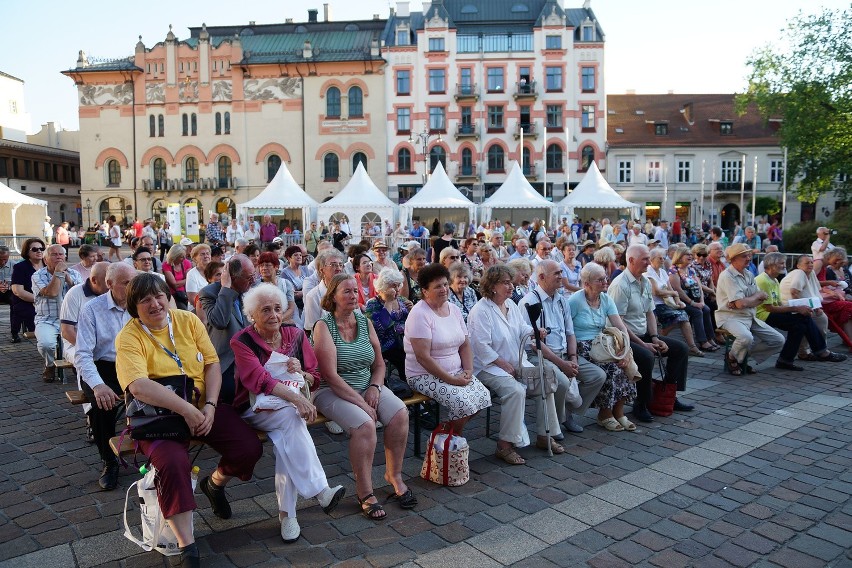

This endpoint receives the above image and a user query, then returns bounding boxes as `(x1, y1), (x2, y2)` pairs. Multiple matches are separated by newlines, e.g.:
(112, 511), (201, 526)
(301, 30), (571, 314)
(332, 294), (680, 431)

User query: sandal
(536, 436), (566, 455)
(386, 488), (418, 509)
(616, 416), (637, 432)
(688, 347), (706, 357)
(357, 493), (386, 520)
(597, 417), (625, 432)
(727, 356), (743, 376)
(495, 446), (526, 465)
(745, 365), (758, 374)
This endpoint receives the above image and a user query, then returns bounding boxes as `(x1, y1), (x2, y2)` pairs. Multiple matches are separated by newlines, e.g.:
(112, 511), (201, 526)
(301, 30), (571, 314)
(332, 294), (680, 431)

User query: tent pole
(11, 204), (21, 253)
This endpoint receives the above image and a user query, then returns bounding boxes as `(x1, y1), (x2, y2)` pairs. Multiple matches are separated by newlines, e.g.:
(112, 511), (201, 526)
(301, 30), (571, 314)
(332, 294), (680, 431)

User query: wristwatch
(368, 383), (382, 393)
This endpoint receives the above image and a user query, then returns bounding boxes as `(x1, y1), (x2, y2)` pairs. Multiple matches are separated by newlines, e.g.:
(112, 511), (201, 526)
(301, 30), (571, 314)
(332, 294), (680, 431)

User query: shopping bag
(420, 423), (469, 486)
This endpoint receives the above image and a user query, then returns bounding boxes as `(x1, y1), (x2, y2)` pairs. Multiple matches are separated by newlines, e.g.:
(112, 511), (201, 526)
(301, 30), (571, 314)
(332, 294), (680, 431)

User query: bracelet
(54, 272), (66, 279)
(205, 401), (216, 408)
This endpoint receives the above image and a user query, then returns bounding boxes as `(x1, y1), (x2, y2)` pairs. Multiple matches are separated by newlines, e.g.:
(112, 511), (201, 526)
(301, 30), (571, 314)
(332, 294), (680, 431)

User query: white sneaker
(325, 421), (344, 435)
(280, 516), (300, 543)
(317, 485), (345, 514)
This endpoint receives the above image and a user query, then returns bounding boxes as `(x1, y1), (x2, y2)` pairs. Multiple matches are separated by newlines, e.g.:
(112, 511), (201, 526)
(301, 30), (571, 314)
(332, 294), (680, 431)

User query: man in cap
(43, 216), (54, 244)
(371, 240), (399, 274)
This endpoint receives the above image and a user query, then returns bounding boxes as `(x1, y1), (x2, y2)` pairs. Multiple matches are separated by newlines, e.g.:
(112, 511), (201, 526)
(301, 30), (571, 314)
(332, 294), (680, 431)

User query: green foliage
(737, 7), (852, 203)
(781, 207), (851, 253)
(748, 196), (781, 217)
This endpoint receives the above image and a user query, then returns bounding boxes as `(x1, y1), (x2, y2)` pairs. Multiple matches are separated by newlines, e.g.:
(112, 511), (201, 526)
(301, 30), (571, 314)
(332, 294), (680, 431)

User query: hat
(402, 240), (420, 252)
(272, 236), (284, 244)
(582, 240), (595, 249)
(45, 216), (51, 220)
(372, 241), (389, 250)
(648, 239), (660, 245)
(179, 237), (193, 246)
(725, 243), (752, 260)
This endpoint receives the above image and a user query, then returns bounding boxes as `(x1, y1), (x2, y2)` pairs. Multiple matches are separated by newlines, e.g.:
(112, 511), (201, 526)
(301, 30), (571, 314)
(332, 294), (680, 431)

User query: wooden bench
(66, 390), (87, 405)
(108, 392), (435, 459)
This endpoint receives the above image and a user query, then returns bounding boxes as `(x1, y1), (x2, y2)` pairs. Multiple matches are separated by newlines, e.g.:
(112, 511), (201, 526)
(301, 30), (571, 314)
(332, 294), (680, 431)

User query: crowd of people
(1, 214), (850, 568)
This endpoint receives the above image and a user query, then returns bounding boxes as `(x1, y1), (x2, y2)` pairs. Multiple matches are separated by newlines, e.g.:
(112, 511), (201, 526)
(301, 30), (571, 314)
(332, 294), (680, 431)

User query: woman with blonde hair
(162, 244), (192, 310)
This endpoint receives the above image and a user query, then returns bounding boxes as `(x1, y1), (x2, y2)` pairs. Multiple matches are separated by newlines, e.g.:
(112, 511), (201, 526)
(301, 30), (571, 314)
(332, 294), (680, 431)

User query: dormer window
(582, 22), (595, 41)
(396, 26), (409, 46)
(720, 121), (733, 135)
(655, 123), (668, 135)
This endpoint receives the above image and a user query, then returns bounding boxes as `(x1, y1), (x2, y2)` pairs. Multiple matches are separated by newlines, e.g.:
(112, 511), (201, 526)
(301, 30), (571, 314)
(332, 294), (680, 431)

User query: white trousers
(719, 315), (785, 364)
(477, 371), (559, 447)
(35, 320), (59, 367)
(242, 405), (328, 516)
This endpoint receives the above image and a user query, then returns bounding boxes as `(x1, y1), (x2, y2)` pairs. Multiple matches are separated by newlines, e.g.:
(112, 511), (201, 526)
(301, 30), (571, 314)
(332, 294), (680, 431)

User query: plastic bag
(250, 352), (305, 412)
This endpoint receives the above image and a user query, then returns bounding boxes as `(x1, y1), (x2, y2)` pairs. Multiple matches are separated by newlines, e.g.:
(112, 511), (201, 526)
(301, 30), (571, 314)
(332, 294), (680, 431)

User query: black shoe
(775, 360), (804, 372)
(818, 351), (848, 363)
(201, 476), (232, 519)
(98, 460), (119, 490)
(42, 365), (56, 383)
(673, 398), (695, 412)
(632, 404), (654, 423)
(10, 336), (20, 344)
(178, 542), (200, 568)
(418, 410), (439, 431)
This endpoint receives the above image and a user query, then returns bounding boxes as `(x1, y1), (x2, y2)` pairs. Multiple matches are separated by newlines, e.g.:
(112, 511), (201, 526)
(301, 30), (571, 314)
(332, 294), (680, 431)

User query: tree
(737, 6), (851, 203)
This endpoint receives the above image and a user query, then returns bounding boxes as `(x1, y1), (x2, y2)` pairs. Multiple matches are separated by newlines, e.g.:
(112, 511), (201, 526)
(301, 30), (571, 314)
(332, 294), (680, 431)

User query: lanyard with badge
(139, 313), (187, 376)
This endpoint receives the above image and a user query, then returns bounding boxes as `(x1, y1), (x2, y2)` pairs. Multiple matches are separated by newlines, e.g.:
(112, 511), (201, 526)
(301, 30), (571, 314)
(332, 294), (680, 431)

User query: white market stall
(480, 161), (555, 228)
(557, 162), (640, 223)
(317, 163), (396, 239)
(236, 162), (318, 234)
(398, 162), (476, 237)
(0, 180), (49, 253)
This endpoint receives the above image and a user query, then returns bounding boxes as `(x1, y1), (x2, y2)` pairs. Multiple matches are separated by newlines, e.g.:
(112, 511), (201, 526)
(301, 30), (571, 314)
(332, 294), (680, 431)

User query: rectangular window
(487, 68), (504, 92)
(721, 160), (741, 183)
(545, 35), (562, 49)
(545, 67), (562, 91)
(428, 37), (445, 52)
(720, 121), (733, 135)
(428, 69), (446, 93)
(581, 67), (595, 92)
(546, 105), (563, 129)
(655, 123), (668, 135)
(460, 67), (472, 87)
(769, 159), (784, 183)
(581, 105), (595, 130)
(429, 107), (446, 131)
(677, 159), (691, 183)
(396, 70), (410, 95)
(582, 25), (594, 41)
(460, 106), (472, 129)
(647, 160), (662, 184)
(396, 108), (411, 133)
(618, 160), (633, 184)
(487, 105), (504, 130)
(396, 29), (409, 45)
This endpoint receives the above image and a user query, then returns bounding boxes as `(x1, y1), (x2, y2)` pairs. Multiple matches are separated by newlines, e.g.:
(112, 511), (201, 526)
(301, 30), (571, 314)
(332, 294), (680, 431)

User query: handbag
(125, 375), (197, 441)
(514, 365), (559, 397)
(420, 423), (469, 486)
(589, 327), (642, 383)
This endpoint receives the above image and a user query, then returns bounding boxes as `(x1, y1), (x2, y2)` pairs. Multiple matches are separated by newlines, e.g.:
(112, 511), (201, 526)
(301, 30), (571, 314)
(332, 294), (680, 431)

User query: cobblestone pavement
(0, 303), (850, 568)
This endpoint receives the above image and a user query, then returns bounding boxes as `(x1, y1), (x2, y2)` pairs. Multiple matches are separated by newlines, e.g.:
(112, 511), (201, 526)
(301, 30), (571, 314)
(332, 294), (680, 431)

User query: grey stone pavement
(0, 302), (851, 568)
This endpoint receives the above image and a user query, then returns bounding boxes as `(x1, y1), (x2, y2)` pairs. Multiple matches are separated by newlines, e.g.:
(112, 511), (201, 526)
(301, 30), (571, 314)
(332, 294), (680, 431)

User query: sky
(1, 0), (846, 133)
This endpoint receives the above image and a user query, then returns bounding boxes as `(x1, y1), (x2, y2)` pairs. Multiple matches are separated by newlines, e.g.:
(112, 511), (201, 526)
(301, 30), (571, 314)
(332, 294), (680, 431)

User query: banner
(167, 204), (183, 239)
(183, 203), (199, 243)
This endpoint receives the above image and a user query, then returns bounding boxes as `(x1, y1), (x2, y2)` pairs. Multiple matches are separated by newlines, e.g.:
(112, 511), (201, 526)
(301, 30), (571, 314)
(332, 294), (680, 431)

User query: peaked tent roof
(0, 181), (48, 206)
(557, 162), (639, 209)
(238, 161), (318, 210)
(402, 163), (475, 209)
(481, 161), (554, 209)
(319, 163), (395, 208)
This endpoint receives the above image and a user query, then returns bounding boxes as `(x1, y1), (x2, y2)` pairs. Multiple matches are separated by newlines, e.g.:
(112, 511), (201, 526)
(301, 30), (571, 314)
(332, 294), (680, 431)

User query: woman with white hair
(592, 246), (617, 281)
(364, 269), (413, 396)
(448, 262), (478, 323)
(231, 283), (345, 543)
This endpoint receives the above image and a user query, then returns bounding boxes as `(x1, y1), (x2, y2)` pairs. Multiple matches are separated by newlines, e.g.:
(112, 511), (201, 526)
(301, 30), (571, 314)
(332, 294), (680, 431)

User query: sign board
(183, 203), (199, 243)
(167, 203), (183, 238)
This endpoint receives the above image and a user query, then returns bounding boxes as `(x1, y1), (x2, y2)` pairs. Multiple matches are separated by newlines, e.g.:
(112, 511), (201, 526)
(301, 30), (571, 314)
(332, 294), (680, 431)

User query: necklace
(254, 325), (280, 346)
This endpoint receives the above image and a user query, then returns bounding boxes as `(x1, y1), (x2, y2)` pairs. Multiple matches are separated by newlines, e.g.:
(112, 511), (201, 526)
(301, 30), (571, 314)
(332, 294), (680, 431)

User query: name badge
(197, 352), (203, 363)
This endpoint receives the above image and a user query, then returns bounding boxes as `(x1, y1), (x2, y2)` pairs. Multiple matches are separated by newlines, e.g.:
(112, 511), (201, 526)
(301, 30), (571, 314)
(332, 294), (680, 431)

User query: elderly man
(780, 255), (832, 356)
(530, 239), (554, 269)
(599, 218), (614, 243)
(60, 261), (110, 369)
(0, 245), (15, 306)
(371, 241), (399, 274)
(226, 218), (244, 247)
(303, 249), (346, 333)
(811, 226), (835, 263)
(206, 213), (224, 245)
(490, 234), (509, 262)
(609, 245), (692, 421)
(260, 214), (278, 246)
(654, 220), (670, 249)
(508, 238), (533, 261)
(735, 226), (762, 254)
(33, 244), (84, 382)
(628, 224), (648, 247)
(755, 252), (846, 371)
(520, 260), (606, 436)
(74, 263), (137, 489)
(707, 242), (726, 287)
(199, 254), (256, 405)
(715, 243), (784, 375)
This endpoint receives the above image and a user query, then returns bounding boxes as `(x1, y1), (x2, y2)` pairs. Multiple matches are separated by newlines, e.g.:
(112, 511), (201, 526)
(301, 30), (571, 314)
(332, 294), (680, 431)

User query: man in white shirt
(508, 239), (533, 261)
(811, 226), (835, 262)
(599, 218), (614, 243)
(226, 219), (244, 246)
(653, 220), (670, 250)
(780, 255), (829, 356)
(530, 239), (554, 269)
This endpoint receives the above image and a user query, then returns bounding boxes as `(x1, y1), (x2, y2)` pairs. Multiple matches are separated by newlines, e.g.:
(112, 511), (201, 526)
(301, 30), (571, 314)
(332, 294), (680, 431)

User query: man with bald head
(74, 262), (137, 489)
(60, 261), (110, 370)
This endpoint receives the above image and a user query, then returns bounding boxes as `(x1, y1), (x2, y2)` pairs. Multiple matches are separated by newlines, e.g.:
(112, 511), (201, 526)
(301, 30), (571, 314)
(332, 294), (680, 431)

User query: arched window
(191, 113), (197, 136)
(397, 148), (411, 172)
(185, 157), (199, 182)
(218, 156), (232, 188)
(149, 115), (156, 137)
(267, 154), (282, 182)
(224, 112), (230, 135)
(215, 112), (222, 135)
(487, 145), (505, 172)
(323, 153), (339, 181)
(581, 145), (594, 170)
(352, 152), (368, 173)
(326, 87), (341, 117)
(152, 199), (167, 225)
(522, 147), (532, 175)
(182, 113), (188, 136)
(461, 148), (473, 175)
(429, 146), (446, 171)
(153, 158), (166, 189)
(158, 114), (164, 137)
(107, 159), (121, 185)
(348, 86), (363, 117)
(546, 144), (563, 171)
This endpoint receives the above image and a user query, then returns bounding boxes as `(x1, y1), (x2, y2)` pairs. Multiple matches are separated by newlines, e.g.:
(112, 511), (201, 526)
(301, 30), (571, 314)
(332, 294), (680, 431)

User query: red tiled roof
(607, 94), (781, 148)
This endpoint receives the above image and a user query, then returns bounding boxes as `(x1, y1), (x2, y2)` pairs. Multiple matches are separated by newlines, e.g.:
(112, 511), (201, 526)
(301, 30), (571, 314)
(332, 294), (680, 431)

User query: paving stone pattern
(0, 303), (850, 568)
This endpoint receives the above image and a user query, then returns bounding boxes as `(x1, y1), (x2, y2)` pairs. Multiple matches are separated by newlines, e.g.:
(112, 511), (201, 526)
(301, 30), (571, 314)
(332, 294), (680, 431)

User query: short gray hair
(375, 267), (404, 293)
(824, 247), (847, 263)
(593, 247), (615, 264)
(439, 246), (460, 262)
(763, 252), (786, 267)
(507, 258), (532, 276)
(449, 261), (472, 283)
(234, 238), (248, 248)
(580, 262), (606, 285)
(649, 248), (668, 261)
(316, 249), (344, 269)
(243, 283), (288, 322)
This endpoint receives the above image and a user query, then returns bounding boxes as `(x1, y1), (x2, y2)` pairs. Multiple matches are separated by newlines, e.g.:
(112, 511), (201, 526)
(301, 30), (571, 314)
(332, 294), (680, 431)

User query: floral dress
(448, 286), (477, 323)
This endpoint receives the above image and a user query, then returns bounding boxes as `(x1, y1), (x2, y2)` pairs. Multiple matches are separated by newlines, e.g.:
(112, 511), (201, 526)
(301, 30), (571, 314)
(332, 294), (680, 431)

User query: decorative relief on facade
(146, 83), (165, 103)
(179, 79), (199, 102)
(579, 51), (597, 60)
(321, 119), (368, 133)
(543, 7), (565, 26)
(425, 8), (448, 29)
(212, 80), (232, 101)
(243, 78), (302, 100)
(78, 83), (133, 106)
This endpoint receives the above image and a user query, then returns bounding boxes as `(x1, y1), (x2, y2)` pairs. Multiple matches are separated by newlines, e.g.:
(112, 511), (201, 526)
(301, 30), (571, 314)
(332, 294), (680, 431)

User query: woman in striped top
(312, 274), (415, 520)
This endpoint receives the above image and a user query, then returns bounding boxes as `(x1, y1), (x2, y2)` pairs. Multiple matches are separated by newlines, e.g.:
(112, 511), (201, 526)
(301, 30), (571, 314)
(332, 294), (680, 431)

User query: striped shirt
(321, 311), (374, 391)
(32, 267), (83, 325)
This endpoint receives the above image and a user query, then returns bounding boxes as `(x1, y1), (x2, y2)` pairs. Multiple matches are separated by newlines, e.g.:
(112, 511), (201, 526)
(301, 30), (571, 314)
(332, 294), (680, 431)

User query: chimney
(681, 102), (694, 125)
(370, 38), (380, 57)
(308, 9), (318, 22)
(303, 40), (313, 58)
(285, 18), (293, 23)
(396, 1), (410, 17)
(324, 3), (331, 21)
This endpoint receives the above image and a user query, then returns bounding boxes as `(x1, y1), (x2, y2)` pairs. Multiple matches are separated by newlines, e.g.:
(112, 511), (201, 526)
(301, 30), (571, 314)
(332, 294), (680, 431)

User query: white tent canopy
(236, 161), (318, 232)
(557, 162), (640, 219)
(0, 180), (48, 252)
(317, 163), (396, 238)
(480, 161), (555, 224)
(398, 162), (476, 231)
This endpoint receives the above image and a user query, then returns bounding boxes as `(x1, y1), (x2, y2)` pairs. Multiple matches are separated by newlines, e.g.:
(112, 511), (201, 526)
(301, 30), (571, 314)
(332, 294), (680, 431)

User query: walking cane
(523, 302), (552, 457)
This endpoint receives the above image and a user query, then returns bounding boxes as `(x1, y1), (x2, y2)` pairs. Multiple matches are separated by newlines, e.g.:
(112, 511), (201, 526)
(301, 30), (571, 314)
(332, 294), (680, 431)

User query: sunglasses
(30, 247), (45, 252)
(448, 255), (460, 260)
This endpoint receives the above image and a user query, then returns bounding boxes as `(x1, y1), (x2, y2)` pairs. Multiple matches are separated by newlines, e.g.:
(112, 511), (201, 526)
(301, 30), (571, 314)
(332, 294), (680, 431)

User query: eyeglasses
(448, 255), (460, 260)
(30, 247), (45, 252)
(592, 278), (608, 284)
(136, 257), (153, 262)
(327, 262), (344, 268)
(696, 253), (707, 257)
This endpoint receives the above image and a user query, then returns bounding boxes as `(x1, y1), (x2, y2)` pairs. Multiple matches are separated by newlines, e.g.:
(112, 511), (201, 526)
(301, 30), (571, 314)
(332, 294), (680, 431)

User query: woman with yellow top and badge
(116, 273), (262, 568)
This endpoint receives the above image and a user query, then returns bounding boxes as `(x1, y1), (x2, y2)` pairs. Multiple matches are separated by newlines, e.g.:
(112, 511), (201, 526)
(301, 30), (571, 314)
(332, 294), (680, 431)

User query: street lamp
(84, 198), (92, 229)
(408, 126), (442, 184)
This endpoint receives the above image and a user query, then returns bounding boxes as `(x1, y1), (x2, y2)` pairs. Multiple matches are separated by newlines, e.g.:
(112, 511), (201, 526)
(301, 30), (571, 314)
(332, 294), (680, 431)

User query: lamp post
(84, 198), (92, 229)
(408, 126), (442, 185)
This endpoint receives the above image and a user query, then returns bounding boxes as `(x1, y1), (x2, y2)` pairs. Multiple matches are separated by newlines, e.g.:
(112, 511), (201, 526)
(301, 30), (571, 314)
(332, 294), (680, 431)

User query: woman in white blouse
(468, 265), (563, 466)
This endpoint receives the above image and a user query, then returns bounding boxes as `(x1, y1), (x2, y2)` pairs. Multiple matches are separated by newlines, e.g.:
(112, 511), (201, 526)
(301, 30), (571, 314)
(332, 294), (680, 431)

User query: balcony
(513, 81), (537, 100)
(455, 164), (480, 183)
(454, 84), (478, 101)
(715, 181), (753, 192)
(455, 124), (480, 140)
(513, 122), (538, 139)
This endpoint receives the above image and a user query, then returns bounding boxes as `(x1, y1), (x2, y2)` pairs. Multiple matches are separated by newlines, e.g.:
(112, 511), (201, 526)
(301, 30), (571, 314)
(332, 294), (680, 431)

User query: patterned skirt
(654, 303), (690, 328)
(407, 373), (492, 421)
(577, 339), (636, 409)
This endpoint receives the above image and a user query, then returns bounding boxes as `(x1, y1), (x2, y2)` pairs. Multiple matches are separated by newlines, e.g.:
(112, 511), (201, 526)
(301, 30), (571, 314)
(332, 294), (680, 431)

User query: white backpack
(123, 466), (197, 556)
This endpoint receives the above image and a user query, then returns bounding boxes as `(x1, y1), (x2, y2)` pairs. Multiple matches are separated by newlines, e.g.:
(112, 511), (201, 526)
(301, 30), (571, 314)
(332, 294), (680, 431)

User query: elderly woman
(439, 246), (462, 268)
(371, 241), (398, 274)
(364, 269), (413, 397)
(669, 248), (719, 352)
(400, 246), (427, 303)
(645, 248), (703, 356)
(690, 243), (718, 319)
(116, 274), (262, 567)
(592, 247), (617, 281)
(404, 264), (491, 435)
(448, 262), (478, 322)
(469, 265), (563, 465)
(312, 274), (414, 519)
(824, 248), (852, 300)
(231, 284), (345, 543)
(281, 245), (312, 325)
(9, 237), (45, 342)
(461, 238), (485, 288)
(508, 258), (533, 304)
(258, 252), (296, 326)
(353, 253), (377, 308)
(479, 244), (500, 271)
(185, 244), (212, 306)
(162, 244), (192, 310)
(568, 263), (637, 432)
(559, 242), (582, 294)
